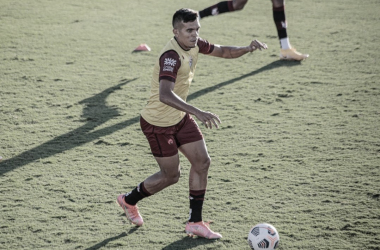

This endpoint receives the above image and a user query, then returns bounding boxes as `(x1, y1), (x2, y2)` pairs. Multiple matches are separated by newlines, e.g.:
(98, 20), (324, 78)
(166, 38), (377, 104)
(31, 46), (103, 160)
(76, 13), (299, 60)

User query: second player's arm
(159, 79), (220, 129)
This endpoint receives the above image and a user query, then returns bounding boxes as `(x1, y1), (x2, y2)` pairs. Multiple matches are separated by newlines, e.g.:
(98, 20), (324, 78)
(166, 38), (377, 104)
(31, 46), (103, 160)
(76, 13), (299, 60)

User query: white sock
(280, 37), (291, 50)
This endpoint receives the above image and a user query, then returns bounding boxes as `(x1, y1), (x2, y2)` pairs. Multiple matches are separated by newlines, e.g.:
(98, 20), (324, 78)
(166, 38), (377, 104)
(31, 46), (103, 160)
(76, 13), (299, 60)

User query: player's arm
(208, 40), (268, 58)
(159, 80), (200, 117)
(159, 80), (221, 129)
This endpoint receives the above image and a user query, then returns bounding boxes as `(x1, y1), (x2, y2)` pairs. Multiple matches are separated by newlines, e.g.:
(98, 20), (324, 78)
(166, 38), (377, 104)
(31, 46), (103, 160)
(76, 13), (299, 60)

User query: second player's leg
(271, 0), (309, 60)
(198, 0), (248, 19)
(271, 0), (284, 8)
(232, 0), (248, 10)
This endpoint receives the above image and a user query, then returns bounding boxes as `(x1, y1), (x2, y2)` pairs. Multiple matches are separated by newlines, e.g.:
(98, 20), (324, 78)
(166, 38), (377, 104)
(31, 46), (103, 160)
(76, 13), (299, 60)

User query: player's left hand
(249, 40), (268, 52)
(194, 110), (221, 129)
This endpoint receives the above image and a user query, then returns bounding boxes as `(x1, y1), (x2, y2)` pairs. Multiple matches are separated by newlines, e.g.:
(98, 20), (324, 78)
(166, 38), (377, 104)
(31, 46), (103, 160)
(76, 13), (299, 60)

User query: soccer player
(117, 8), (267, 239)
(198, 0), (309, 61)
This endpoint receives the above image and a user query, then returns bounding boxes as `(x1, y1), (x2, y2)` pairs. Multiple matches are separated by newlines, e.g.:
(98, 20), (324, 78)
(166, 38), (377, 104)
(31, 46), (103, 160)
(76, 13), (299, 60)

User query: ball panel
(251, 226), (260, 236)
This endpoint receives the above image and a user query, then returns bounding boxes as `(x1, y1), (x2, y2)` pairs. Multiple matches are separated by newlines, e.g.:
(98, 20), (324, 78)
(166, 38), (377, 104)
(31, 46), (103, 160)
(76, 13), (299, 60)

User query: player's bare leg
(180, 140), (209, 191)
(273, 0), (309, 60)
(145, 154), (181, 194)
(179, 140), (222, 239)
(117, 154), (181, 226)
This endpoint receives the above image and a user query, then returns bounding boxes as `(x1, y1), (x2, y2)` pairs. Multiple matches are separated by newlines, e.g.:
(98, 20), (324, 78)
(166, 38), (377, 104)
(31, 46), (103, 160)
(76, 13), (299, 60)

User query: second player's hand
(249, 40), (268, 52)
(195, 111), (221, 129)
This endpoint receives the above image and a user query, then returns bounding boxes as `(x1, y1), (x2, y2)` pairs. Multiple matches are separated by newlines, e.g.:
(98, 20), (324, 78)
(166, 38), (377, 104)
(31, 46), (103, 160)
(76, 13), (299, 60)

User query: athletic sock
(124, 182), (152, 206)
(188, 189), (206, 222)
(273, 5), (289, 49)
(199, 1), (234, 19)
(280, 37), (291, 50)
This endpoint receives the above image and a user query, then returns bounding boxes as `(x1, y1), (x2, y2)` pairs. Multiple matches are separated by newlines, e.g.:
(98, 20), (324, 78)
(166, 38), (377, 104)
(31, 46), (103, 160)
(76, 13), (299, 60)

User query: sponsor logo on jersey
(163, 58), (177, 72)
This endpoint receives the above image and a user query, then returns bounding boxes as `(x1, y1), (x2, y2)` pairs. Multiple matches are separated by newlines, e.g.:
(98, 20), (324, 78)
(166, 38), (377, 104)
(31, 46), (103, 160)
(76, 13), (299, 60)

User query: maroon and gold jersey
(141, 37), (214, 127)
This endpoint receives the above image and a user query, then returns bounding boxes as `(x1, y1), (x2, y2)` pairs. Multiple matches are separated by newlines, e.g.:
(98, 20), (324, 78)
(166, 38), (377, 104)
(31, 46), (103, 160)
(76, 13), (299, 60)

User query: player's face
(174, 19), (200, 50)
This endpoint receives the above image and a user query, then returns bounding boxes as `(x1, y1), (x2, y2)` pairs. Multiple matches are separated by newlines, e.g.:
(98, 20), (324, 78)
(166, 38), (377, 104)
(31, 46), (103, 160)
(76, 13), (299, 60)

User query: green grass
(1, 0), (379, 249)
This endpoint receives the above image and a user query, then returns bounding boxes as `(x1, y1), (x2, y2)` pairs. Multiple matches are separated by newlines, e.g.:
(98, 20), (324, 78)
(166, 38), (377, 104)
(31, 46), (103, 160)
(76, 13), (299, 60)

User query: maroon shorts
(140, 114), (203, 157)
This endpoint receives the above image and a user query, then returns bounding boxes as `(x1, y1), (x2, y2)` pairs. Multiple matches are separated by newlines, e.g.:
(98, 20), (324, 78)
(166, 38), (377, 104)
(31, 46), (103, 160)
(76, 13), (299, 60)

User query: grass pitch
(1, 0), (379, 249)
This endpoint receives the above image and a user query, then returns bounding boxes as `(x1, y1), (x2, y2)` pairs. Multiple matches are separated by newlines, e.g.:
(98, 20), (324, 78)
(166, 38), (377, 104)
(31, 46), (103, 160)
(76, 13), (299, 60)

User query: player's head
(172, 8), (200, 50)
(172, 8), (199, 29)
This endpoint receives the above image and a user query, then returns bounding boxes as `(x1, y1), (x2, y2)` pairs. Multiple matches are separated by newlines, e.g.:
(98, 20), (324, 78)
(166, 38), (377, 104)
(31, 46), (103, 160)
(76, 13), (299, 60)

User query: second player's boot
(280, 47), (309, 61)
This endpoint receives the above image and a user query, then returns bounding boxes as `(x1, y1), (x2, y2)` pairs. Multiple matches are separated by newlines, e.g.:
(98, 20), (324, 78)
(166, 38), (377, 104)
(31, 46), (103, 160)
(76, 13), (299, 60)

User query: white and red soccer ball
(248, 223), (280, 250)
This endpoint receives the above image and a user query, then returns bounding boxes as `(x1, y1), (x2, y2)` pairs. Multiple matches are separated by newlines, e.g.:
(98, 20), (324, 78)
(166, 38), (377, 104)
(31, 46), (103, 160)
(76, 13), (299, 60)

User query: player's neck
(174, 37), (191, 51)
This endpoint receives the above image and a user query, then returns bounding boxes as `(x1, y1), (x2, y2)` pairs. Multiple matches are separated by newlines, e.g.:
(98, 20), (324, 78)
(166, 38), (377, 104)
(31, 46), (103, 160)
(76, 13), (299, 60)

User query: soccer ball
(247, 223), (280, 250)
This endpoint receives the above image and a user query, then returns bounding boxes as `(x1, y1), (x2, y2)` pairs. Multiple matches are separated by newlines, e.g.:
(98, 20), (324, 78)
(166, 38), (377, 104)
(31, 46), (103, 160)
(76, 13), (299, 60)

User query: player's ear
(173, 28), (178, 37)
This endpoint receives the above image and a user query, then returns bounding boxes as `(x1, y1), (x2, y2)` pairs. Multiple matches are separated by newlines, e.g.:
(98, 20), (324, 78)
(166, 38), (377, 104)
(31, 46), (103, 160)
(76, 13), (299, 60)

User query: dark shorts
(140, 114), (203, 157)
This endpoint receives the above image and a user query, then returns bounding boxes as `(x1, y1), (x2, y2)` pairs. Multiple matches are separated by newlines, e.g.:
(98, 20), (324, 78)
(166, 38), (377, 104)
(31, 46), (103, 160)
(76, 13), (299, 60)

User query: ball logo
(168, 139), (174, 145)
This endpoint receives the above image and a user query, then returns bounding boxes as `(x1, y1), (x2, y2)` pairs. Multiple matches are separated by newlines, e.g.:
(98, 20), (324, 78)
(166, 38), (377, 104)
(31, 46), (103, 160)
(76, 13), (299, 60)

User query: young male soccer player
(198, 0), (309, 61)
(117, 8), (267, 239)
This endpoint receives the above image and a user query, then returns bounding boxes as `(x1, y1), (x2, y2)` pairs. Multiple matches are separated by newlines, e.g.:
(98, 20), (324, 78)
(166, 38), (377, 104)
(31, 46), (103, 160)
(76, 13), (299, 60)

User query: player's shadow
(162, 236), (216, 250)
(0, 60), (299, 176)
(0, 78), (139, 176)
(84, 228), (138, 250)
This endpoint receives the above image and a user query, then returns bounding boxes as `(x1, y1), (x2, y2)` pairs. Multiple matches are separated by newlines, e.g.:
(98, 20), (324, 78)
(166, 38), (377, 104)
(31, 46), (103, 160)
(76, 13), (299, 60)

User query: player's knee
(196, 156), (211, 173)
(233, 0), (248, 10)
(166, 169), (181, 185)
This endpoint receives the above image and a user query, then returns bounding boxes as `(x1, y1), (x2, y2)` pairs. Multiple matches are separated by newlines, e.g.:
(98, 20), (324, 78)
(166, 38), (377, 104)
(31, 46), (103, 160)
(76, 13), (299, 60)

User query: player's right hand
(249, 40), (268, 52)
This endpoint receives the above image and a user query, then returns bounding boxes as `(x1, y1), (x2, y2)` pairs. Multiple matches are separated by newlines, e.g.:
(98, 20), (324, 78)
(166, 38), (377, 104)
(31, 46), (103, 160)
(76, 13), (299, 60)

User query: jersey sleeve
(197, 37), (215, 54)
(159, 50), (181, 82)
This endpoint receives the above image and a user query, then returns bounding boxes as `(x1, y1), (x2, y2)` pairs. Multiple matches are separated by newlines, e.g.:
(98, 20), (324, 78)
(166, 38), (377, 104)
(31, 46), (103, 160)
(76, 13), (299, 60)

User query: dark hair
(172, 8), (198, 28)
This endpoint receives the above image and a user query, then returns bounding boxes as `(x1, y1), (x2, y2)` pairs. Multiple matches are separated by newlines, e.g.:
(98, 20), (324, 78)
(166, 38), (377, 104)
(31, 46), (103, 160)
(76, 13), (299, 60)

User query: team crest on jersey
(189, 56), (193, 68)
(163, 58), (177, 72)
